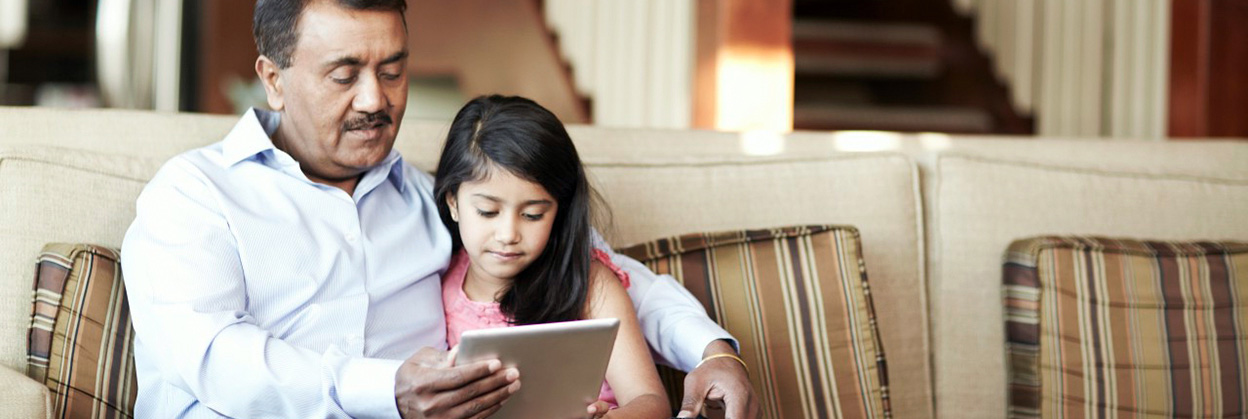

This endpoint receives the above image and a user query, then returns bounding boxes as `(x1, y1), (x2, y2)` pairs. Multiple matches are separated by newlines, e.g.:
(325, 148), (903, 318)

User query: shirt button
(345, 232), (358, 244)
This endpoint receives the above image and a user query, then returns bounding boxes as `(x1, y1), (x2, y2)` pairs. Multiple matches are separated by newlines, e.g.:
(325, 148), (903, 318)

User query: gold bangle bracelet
(697, 353), (748, 373)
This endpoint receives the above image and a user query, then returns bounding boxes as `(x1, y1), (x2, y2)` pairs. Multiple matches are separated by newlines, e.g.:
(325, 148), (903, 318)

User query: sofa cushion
(933, 153), (1248, 418)
(590, 153), (928, 418)
(1005, 237), (1248, 417)
(27, 243), (137, 418)
(619, 225), (890, 418)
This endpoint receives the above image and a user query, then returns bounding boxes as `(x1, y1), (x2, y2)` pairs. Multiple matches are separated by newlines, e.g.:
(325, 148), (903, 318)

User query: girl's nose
(495, 218), (520, 244)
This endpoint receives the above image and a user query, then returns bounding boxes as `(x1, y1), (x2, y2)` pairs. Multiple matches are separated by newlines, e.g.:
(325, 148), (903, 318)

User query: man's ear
(445, 194), (459, 222)
(255, 56), (285, 111)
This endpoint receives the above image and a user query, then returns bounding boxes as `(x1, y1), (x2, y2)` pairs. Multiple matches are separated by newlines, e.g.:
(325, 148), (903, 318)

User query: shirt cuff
(338, 357), (404, 419)
(671, 318), (738, 372)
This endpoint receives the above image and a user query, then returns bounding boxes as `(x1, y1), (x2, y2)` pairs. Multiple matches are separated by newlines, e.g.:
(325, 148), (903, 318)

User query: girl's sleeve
(591, 248), (630, 288)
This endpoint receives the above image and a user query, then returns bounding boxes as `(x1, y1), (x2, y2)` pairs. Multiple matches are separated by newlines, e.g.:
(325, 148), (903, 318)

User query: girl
(433, 95), (668, 418)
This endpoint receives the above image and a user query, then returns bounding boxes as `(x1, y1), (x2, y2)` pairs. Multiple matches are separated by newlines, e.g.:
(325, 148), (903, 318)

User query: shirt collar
(221, 108), (409, 194)
(222, 108), (281, 167)
(375, 150), (408, 195)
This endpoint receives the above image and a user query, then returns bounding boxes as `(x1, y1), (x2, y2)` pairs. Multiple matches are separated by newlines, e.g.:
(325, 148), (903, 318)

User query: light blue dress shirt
(122, 109), (732, 418)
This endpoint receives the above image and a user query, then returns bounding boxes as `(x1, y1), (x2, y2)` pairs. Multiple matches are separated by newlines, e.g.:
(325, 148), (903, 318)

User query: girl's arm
(587, 262), (669, 419)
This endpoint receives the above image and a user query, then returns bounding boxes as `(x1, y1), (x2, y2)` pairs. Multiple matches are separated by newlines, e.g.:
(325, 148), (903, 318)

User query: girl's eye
(522, 213), (544, 221)
(475, 209), (498, 218)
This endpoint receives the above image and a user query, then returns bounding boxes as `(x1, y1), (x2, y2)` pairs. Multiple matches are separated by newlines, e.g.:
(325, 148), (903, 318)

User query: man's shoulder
(150, 142), (229, 184)
(399, 161), (437, 190)
(137, 140), (247, 205)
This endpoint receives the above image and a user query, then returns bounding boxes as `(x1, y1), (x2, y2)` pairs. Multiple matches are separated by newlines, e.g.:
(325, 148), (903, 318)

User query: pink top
(443, 248), (630, 407)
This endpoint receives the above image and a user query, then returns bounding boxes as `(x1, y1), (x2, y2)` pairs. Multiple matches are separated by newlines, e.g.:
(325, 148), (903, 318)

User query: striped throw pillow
(1005, 237), (1248, 418)
(27, 244), (137, 418)
(619, 225), (890, 419)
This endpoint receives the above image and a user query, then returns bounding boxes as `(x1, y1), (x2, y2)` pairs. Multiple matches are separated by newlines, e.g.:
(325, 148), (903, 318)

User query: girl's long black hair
(433, 95), (594, 325)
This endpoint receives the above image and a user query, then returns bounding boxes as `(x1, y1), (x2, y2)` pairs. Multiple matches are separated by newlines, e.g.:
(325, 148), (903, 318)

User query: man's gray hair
(253, 0), (408, 69)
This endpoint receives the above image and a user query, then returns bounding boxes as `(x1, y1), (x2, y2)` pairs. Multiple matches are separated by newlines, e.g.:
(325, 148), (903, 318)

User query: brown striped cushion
(1005, 237), (1248, 418)
(27, 244), (137, 418)
(619, 225), (890, 418)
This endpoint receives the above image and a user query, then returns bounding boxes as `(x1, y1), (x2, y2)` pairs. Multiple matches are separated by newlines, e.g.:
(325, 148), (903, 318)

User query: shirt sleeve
(590, 230), (739, 372)
(121, 158), (402, 418)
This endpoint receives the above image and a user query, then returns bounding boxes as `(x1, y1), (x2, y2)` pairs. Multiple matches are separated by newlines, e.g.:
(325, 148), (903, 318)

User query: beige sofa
(1, 107), (1245, 418)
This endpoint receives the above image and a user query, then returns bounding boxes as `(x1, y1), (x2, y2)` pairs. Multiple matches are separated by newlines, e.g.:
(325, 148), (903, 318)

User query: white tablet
(454, 318), (620, 419)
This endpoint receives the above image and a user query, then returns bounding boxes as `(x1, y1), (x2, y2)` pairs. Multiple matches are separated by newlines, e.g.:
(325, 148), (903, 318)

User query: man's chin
(347, 146), (396, 169)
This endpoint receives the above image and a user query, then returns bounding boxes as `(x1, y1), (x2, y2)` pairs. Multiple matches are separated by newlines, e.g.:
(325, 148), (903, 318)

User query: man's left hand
(676, 340), (760, 419)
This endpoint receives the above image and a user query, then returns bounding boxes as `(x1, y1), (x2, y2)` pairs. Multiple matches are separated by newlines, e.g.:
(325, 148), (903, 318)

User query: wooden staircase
(792, 0), (1033, 134)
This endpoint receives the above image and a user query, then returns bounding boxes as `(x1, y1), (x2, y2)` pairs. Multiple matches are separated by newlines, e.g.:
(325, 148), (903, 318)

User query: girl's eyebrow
(469, 193), (501, 203)
(469, 193), (552, 206)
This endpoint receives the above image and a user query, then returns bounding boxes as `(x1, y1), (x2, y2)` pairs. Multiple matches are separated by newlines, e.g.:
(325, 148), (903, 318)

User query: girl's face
(447, 169), (559, 284)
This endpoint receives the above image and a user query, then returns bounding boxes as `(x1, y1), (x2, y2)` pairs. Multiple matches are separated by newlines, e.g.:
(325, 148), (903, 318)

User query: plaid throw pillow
(1005, 237), (1248, 418)
(27, 243), (137, 418)
(619, 225), (890, 419)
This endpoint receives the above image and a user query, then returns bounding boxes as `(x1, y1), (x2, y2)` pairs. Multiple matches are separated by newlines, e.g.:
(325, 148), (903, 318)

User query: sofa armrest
(0, 366), (49, 419)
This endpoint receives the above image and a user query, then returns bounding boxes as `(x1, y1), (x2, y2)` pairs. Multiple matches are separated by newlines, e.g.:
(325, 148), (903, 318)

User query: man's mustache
(343, 112), (393, 131)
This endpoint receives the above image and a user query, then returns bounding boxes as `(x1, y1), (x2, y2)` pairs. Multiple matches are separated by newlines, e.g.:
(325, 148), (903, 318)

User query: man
(121, 0), (758, 418)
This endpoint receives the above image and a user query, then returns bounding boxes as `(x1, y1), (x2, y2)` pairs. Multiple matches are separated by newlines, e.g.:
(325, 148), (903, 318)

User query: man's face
(258, 1), (409, 185)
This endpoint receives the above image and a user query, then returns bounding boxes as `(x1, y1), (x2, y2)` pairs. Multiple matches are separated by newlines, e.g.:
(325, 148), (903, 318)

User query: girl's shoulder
(586, 256), (635, 320)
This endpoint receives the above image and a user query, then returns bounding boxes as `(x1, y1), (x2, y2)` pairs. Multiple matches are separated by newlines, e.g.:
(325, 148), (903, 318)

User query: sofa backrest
(10, 107), (1244, 419)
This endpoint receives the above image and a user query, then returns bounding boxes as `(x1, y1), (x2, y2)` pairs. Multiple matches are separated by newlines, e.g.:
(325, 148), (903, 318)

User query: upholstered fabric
(0, 364), (49, 419)
(934, 154), (1248, 418)
(27, 243), (136, 418)
(0, 148), (152, 374)
(619, 225), (890, 419)
(1005, 237), (1248, 418)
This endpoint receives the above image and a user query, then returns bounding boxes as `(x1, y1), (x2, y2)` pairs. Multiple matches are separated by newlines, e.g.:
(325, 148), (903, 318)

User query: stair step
(793, 103), (991, 133)
(793, 19), (943, 79)
(793, 19), (942, 46)
(793, 79), (876, 105)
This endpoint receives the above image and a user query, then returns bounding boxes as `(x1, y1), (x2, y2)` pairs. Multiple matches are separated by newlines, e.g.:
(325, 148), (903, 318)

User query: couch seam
(585, 152), (909, 168)
(942, 153), (1248, 184)
(0, 156), (152, 183)
(903, 155), (935, 418)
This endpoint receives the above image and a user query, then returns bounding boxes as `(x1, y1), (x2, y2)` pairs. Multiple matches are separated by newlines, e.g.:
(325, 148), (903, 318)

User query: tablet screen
(454, 318), (620, 418)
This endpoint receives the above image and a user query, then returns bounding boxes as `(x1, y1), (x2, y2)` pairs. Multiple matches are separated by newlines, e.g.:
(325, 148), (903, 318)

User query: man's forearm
(702, 339), (739, 358)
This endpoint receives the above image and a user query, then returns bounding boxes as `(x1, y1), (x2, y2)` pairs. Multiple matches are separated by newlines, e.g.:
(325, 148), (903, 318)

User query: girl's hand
(585, 400), (611, 418)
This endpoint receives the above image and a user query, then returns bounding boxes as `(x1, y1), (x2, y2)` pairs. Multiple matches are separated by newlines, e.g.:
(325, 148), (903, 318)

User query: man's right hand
(395, 347), (521, 419)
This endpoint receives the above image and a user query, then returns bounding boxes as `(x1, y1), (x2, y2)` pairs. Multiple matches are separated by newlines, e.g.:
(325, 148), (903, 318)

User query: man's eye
(522, 213), (544, 221)
(476, 209), (498, 218)
(332, 76), (356, 85)
(380, 72), (401, 81)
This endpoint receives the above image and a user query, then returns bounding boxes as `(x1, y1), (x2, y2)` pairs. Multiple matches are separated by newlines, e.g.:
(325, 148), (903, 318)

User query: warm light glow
(916, 132), (953, 150)
(830, 131), (902, 152)
(739, 130), (786, 156)
(715, 47), (794, 132)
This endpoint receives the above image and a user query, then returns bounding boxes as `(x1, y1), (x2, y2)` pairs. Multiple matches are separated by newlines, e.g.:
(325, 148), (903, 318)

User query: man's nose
(352, 73), (387, 113)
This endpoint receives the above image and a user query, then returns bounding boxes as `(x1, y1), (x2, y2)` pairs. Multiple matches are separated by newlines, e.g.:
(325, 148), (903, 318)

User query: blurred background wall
(0, 0), (1243, 139)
